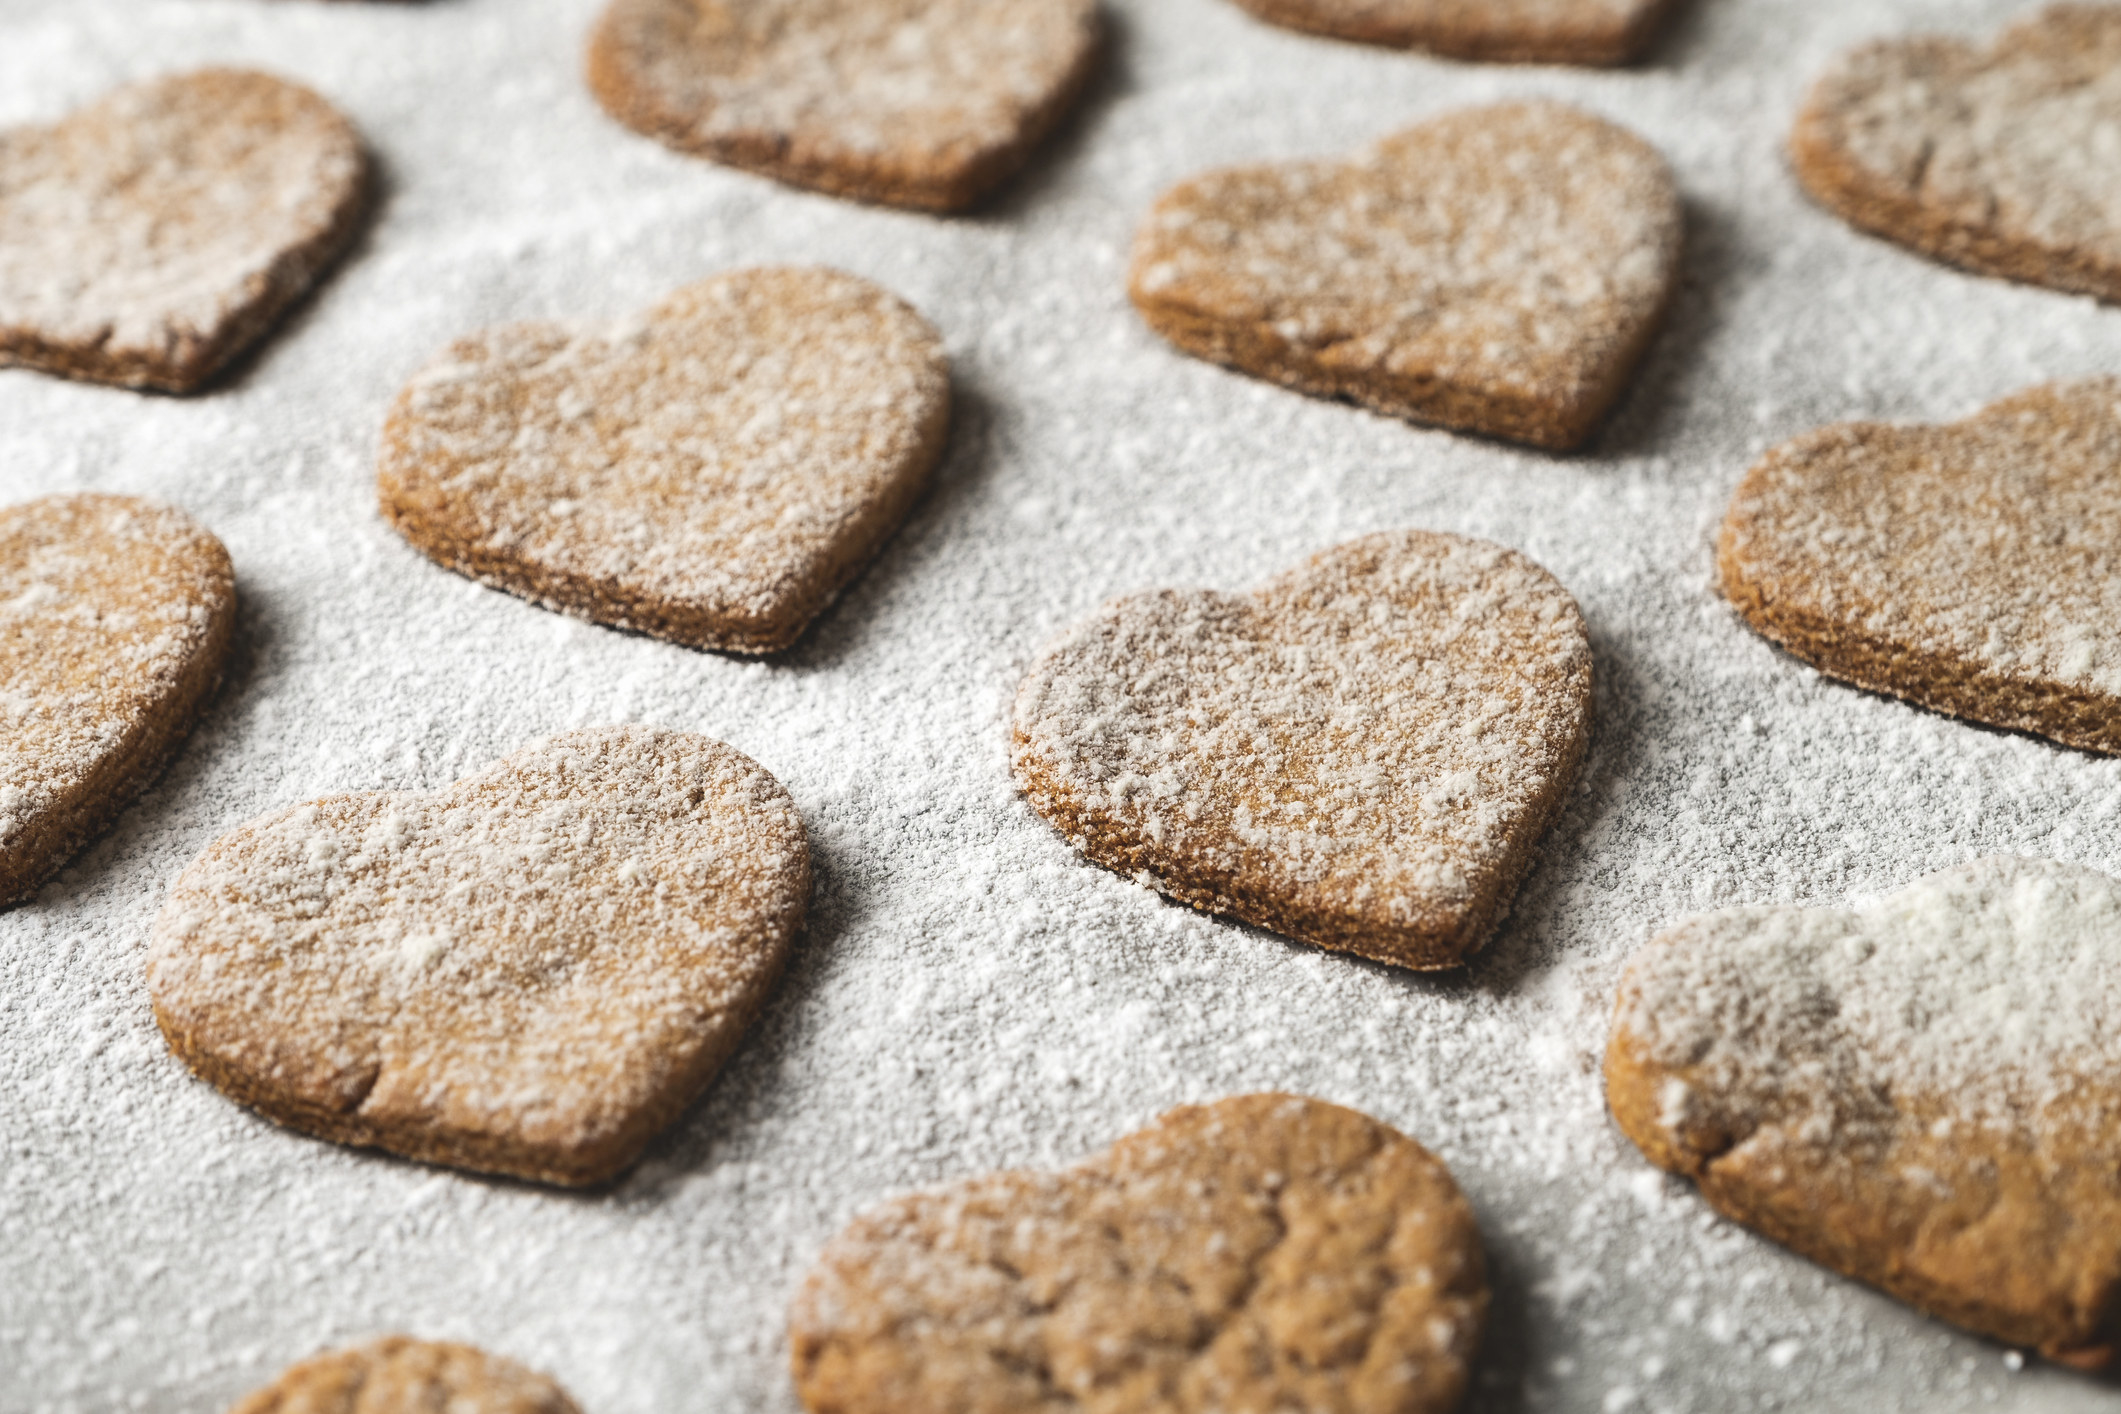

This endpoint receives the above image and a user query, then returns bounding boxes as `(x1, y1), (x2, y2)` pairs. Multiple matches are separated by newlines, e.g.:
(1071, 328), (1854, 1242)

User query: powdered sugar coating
(1128, 102), (1682, 449)
(790, 1094), (1485, 1414)
(147, 726), (810, 1187)
(0, 492), (234, 905)
(1012, 529), (1591, 969)
(378, 267), (949, 654)
(1793, 5), (2121, 302)
(586, 0), (1102, 210)
(231, 1337), (582, 1414)
(0, 68), (368, 391)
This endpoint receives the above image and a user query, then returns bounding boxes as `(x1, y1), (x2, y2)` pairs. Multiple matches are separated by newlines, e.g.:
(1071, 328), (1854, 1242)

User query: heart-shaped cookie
(1128, 101), (1682, 451)
(1, 493), (235, 908)
(791, 1094), (1487, 1414)
(1011, 530), (1592, 971)
(147, 726), (809, 1187)
(585, 0), (1103, 212)
(378, 267), (950, 655)
(0, 68), (369, 393)
(233, 1338), (581, 1414)
(1720, 377), (2121, 755)
(1607, 857), (2121, 1367)
(1792, 6), (2121, 303)
(1226, 0), (1681, 66)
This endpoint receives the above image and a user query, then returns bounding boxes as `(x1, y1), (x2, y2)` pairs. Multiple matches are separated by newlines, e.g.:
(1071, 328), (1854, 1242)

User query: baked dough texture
(1719, 377), (2121, 755)
(0, 493), (235, 907)
(1128, 101), (1682, 451)
(148, 726), (810, 1187)
(1606, 857), (2121, 1368)
(585, 0), (1102, 211)
(230, 1336), (581, 1414)
(790, 1093), (1488, 1414)
(378, 267), (950, 655)
(1010, 529), (1592, 970)
(1792, 5), (2121, 302)
(0, 68), (369, 392)
(1225, 0), (1681, 66)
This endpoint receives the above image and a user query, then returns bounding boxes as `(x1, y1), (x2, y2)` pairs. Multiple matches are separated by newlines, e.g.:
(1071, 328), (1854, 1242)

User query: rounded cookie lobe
(1605, 857), (2121, 1367)
(1225, 0), (1682, 66)
(1011, 529), (1592, 970)
(0, 493), (235, 907)
(148, 726), (810, 1187)
(1791, 5), (2121, 302)
(1127, 101), (1682, 451)
(790, 1093), (1487, 1414)
(230, 1336), (581, 1414)
(1719, 376), (2121, 755)
(377, 267), (950, 655)
(585, 0), (1102, 211)
(0, 68), (370, 392)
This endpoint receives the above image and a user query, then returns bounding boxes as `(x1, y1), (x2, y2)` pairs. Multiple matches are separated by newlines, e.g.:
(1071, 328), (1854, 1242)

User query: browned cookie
(147, 726), (809, 1187)
(1226, 0), (1681, 66)
(1792, 6), (2121, 302)
(378, 267), (949, 655)
(1607, 857), (2121, 1368)
(1719, 377), (2121, 755)
(585, 0), (1102, 212)
(0, 69), (369, 392)
(0, 493), (235, 907)
(1128, 102), (1682, 451)
(791, 1094), (1487, 1414)
(1010, 530), (1591, 971)
(231, 1337), (581, 1414)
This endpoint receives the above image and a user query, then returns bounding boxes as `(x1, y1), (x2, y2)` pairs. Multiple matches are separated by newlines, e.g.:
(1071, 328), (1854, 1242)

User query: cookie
(147, 726), (809, 1187)
(1607, 856), (2121, 1368)
(231, 1337), (581, 1414)
(585, 0), (1102, 212)
(1791, 6), (2121, 303)
(378, 267), (949, 656)
(1225, 0), (1680, 66)
(1010, 530), (1591, 971)
(1719, 377), (2121, 756)
(1, 493), (235, 908)
(1128, 102), (1682, 451)
(0, 68), (369, 393)
(791, 1093), (1487, 1414)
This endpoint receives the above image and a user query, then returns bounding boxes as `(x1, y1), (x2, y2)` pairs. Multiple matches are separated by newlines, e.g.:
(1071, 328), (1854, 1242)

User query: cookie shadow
(962, 2), (1134, 225)
(1465, 1232), (1542, 1414)
(1588, 196), (1744, 461)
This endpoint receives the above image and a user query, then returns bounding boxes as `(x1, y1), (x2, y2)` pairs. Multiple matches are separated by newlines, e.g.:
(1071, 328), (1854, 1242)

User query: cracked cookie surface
(790, 1093), (1487, 1414)
(231, 1336), (581, 1414)
(1719, 377), (2121, 755)
(1, 493), (235, 907)
(1792, 5), (2121, 302)
(1127, 101), (1681, 451)
(1225, 0), (1682, 66)
(1607, 857), (2121, 1367)
(147, 726), (809, 1187)
(1010, 529), (1591, 970)
(0, 68), (368, 392)
(586, 0), (1102, 211)
(378, 267), (949, 655)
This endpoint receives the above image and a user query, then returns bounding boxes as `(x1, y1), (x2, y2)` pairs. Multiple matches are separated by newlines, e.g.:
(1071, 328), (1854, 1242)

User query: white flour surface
(4, 2), (2121, 1411)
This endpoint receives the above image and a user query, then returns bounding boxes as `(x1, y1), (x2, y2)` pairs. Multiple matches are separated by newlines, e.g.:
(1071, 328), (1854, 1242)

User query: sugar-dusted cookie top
(791, 1093), (1487, 1414)
(231, 1337), (581, 1414)
(1011, 529), (1592, 970)
(0, 69), (369, 392)
(586, 0), (1102, 211)
(378, 267), (950, 655)
(1, 493), (235, 907)
(1792, 5), (2121, 302)
(1226, 0), (1682, 66)
(148, 726), (809, 1187)
(1720, 377), (2121, 755)
(1607, 856), (2121, 1367)
(1128, 102), (1682, 450)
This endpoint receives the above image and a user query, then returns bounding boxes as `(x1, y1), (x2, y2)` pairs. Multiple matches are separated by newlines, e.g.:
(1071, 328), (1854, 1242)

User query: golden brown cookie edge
(1225, 0), (1682, 66)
